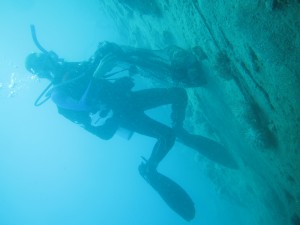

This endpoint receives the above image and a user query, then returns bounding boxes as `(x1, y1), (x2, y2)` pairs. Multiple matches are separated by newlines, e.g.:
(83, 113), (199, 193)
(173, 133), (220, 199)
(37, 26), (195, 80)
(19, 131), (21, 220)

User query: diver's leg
(120, 112), (176, 171)
(131, 88), (188, 131)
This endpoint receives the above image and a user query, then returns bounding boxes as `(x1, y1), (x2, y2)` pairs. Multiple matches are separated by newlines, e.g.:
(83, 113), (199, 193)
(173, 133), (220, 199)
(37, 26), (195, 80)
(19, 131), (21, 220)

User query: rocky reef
(98, 0), (300, 224)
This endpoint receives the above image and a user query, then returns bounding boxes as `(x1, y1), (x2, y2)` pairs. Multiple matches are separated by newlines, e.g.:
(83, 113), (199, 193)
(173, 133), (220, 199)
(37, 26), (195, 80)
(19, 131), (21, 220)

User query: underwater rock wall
(98, 0), (300, 224)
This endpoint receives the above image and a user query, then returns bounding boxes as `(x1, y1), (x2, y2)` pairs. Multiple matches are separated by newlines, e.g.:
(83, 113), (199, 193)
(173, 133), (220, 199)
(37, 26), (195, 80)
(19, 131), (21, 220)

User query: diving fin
(177, 131), (238, 169)
(139, 161), (195, 221)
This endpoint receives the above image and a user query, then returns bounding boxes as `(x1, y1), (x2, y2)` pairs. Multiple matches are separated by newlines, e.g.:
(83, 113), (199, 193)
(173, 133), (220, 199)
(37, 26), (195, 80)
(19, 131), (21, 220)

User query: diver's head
(25, 52), (58, 81)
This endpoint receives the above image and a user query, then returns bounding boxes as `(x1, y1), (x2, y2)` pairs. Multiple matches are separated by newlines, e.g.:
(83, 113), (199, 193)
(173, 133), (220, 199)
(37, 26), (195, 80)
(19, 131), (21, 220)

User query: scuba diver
(25, 25), (238, 221)
(25, 47), (189, 172)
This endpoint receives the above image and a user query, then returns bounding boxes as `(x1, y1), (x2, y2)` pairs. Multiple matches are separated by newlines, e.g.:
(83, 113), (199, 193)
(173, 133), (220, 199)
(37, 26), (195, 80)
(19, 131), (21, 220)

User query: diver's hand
(93, 53), (117, 79)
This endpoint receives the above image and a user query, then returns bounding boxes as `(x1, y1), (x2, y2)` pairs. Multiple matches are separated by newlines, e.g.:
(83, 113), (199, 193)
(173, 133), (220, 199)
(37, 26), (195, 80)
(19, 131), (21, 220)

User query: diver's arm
(90, 41), (129, 78)
(94, 41), (124, 59)
(90, 42), (123, 64)
(57, 104), (118, 140)
(92, 54), (117, 79)
(85, 116), (119, 140)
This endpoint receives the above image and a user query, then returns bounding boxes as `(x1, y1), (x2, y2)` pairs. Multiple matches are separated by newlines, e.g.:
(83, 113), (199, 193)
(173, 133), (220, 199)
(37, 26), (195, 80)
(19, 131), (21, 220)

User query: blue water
(0, 1), (248, 224)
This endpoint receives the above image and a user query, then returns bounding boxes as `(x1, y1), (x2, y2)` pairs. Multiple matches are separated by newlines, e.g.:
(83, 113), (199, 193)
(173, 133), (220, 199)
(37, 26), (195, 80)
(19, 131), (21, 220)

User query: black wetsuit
(57, 76), (187, 170)
(49, 42), (193, 170)
(120, 88), (187, 170)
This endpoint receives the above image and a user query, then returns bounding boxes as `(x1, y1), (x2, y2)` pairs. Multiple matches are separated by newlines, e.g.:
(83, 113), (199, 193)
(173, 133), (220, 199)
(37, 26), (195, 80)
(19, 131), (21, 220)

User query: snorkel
(29, 25), (133, 107)
(30, 25), (48, 54)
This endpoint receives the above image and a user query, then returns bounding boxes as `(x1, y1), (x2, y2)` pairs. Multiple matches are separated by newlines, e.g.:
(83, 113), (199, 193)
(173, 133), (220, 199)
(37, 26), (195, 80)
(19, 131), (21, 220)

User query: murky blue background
(0, 1), (247, 224)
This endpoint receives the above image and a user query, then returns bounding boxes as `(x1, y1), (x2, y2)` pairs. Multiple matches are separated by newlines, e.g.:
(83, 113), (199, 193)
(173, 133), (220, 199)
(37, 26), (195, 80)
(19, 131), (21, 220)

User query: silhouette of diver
(26, 25), (238, 221)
